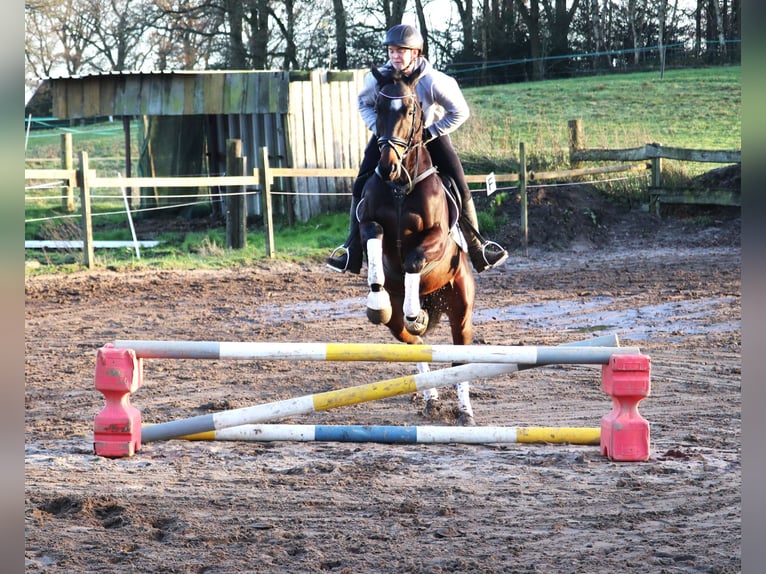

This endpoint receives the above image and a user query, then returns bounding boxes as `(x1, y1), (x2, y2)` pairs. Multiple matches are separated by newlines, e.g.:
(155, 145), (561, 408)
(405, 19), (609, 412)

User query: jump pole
(113, 339), (640, 365)
(140, 361), (520, 443)
(136, 334), (632, 443)
(94, 333), (651, 461)
(177, 424), (602, 445)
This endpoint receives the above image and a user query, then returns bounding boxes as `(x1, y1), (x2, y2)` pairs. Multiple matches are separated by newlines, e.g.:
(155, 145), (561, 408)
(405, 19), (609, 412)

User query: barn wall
(49, 69), (371, 221)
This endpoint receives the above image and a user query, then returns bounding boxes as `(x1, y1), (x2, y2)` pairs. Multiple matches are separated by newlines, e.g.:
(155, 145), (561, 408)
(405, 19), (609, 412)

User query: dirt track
(25, 205), (741, 573)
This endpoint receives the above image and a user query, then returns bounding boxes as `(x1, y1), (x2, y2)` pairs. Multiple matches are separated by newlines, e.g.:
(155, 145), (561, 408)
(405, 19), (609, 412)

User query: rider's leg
(327, 136), (380, 273)
(427, 135), (508, 272)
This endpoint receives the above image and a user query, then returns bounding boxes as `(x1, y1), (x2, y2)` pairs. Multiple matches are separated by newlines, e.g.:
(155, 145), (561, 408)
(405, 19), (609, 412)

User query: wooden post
(519, 142), (528, 257)
(78, 152), (95, 269)
(61, 133), (74, 212)
(225, 140), (247, 249)
(260, 147), (275, 258)
(651, 142), (663, 189)
(568, 119), (584, 170)
(142, 115), (159, 205)
(122, 117), (139, 208)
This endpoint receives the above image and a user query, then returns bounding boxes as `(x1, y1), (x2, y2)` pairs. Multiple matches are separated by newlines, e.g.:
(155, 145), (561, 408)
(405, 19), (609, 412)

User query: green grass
(25, 66), (741, 275)
(455, 66), (741, 168)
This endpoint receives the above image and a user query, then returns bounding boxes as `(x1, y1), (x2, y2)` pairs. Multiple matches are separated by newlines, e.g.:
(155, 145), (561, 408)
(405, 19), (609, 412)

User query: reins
(374, 84), (438, 264)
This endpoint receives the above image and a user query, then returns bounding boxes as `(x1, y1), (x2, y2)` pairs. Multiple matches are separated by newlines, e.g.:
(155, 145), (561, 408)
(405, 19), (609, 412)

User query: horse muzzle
(377, 143), (403, 181)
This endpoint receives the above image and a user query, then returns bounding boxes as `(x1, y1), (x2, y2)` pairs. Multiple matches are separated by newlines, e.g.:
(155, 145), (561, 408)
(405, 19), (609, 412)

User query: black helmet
(382, 24), (424, 50)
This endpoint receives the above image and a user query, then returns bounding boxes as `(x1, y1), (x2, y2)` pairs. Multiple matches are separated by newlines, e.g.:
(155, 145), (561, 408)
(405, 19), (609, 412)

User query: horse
(356, 67), (477, 426)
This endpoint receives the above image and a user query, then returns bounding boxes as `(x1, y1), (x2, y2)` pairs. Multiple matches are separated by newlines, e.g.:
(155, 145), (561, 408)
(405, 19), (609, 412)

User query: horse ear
(404, 67), (423, 88)
(371, 67), (383, 82)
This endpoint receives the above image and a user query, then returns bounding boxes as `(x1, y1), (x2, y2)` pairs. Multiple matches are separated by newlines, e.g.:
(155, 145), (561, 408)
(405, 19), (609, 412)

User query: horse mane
(372, 66), (423, 90)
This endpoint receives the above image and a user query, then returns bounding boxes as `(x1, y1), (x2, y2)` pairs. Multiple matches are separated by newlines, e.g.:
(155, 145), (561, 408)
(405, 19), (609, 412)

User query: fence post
(225, 139), (247, 249)
(568, 119), (584, 170)
(260, 146), (275, 258)
(78, 151), (95, 269)
(61, 133), (74, 212)
(519, 142), (528, 257)
(651, 142), (663, 189)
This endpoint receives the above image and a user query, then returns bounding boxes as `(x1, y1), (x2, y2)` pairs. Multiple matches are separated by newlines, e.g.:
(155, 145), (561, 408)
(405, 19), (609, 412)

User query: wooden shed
(47, 69), (370, 221)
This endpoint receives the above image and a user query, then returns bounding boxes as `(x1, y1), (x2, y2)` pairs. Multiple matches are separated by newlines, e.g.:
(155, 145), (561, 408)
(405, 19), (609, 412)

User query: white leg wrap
(418, 363), (438, 401)
(455, 382), (473, 416)
(367, 238), (384, 287)
(403, 273), (421, 318)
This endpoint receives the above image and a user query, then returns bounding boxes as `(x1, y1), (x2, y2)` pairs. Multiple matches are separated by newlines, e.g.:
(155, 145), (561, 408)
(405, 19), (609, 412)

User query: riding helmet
(382, 24), (424, 50)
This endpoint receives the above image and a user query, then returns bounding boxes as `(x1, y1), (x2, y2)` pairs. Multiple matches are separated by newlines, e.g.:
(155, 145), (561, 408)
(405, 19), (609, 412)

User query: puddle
(249, 295), (739, 341)
(474, 296), (739, 341)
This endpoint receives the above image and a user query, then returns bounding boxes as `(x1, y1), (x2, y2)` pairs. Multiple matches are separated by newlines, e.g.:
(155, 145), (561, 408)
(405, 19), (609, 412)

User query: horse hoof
(367, 307), (392, 325)
(424, 399), (440, 418)
(457, 412), (476, 426)
(366, 290), (392, 324)
(404, 311), (429, 336)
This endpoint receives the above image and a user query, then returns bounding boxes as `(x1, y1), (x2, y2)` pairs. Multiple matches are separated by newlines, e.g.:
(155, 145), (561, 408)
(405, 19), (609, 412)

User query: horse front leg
(403, 272), (428, 336)
(361, 222), (392, 325)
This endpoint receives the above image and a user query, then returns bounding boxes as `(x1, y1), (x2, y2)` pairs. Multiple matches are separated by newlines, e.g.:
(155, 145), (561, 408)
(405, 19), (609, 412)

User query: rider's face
(388, 46), (418, 73)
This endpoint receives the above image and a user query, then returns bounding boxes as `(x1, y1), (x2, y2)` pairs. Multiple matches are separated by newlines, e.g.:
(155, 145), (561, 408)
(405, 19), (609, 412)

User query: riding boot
(460, 198), (509, 273)
(326, 197), (363, 274)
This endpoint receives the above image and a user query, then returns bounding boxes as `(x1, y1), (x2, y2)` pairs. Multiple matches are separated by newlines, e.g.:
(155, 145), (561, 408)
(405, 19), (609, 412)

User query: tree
(452, 0), (475, 61)
(542, 0), (582, 76)
(79, 0), (158, 71)
(333, 0), (349, 68)
(516, 0), (545, 80)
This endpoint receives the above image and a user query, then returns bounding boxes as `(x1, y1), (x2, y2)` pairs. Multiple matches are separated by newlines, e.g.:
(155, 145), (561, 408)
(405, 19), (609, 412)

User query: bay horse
(356, 67), (477, 425)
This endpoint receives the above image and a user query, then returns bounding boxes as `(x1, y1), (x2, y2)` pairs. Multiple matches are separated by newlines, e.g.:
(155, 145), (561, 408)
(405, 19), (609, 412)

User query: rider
(326, 23), (509, 275)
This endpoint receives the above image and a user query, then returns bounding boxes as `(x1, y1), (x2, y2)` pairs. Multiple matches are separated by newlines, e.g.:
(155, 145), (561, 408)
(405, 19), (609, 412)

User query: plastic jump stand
(600, 354), (652, 462)
(93, 344), (143, 457)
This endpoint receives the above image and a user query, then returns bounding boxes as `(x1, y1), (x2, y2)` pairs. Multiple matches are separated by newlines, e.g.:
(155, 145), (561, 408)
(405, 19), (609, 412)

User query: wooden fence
(567, 119), (741, 215)
(26, 124), (740, 268)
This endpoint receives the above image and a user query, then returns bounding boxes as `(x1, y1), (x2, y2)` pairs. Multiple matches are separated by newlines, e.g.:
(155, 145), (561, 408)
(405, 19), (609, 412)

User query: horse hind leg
(416, 362), (441, 417)
(454, 381), (475, 426)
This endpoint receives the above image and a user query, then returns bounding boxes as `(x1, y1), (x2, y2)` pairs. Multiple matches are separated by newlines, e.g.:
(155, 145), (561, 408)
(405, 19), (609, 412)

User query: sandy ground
(25, 202), (740, 573)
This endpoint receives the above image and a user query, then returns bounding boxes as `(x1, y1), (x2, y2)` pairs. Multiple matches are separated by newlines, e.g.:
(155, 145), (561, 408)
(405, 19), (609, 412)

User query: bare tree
(25, 0), (61, 86)
(542, 0), (582, 76)
(516, 0), (545, 79)
(452, 0), (475, 60)
(150, 0), (223, 70)
(382, 0), (408, 26)
(77, 0), (158, 71)
(333, 0), (349, 69)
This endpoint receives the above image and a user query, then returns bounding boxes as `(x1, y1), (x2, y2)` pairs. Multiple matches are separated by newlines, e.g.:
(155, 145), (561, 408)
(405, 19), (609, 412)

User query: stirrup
(326, 245), (350, 272)
(481, 241), (509, 269)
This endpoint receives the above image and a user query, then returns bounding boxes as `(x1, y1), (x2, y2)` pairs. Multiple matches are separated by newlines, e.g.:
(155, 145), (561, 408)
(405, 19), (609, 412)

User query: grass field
(24, 65), (741, 273)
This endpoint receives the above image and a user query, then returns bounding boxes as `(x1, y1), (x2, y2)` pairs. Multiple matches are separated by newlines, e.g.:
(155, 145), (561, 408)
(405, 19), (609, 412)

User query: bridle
(374, 88), (436, 196)
(374, 81), (439, 264)
(375, 91), (419, 161)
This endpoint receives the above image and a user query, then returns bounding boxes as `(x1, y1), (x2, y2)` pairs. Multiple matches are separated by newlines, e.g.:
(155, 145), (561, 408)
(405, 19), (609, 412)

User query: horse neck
(403, 143), (433, 178)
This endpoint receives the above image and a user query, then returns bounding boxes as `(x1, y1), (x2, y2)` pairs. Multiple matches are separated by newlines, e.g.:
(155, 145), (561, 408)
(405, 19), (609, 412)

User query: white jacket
(358, 57), (470, 139)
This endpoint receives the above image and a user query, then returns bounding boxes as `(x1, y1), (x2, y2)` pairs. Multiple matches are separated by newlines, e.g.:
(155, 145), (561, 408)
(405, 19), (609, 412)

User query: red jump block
(600, 354), (651, 462)
(93, 344), (143, 457)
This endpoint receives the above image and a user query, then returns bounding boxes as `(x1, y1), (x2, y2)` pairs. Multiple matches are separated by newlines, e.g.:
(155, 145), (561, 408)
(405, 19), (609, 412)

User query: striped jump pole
(137, 334), (631, 443)
(140, 362), (519, 443)
(177, 424), (602, 445)
(94, 333), (651, 461)
(112, 339), (640, 365)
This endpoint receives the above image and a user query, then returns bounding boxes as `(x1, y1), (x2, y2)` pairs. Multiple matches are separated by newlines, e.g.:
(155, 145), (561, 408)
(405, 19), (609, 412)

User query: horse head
(373, 67), (426, 184)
